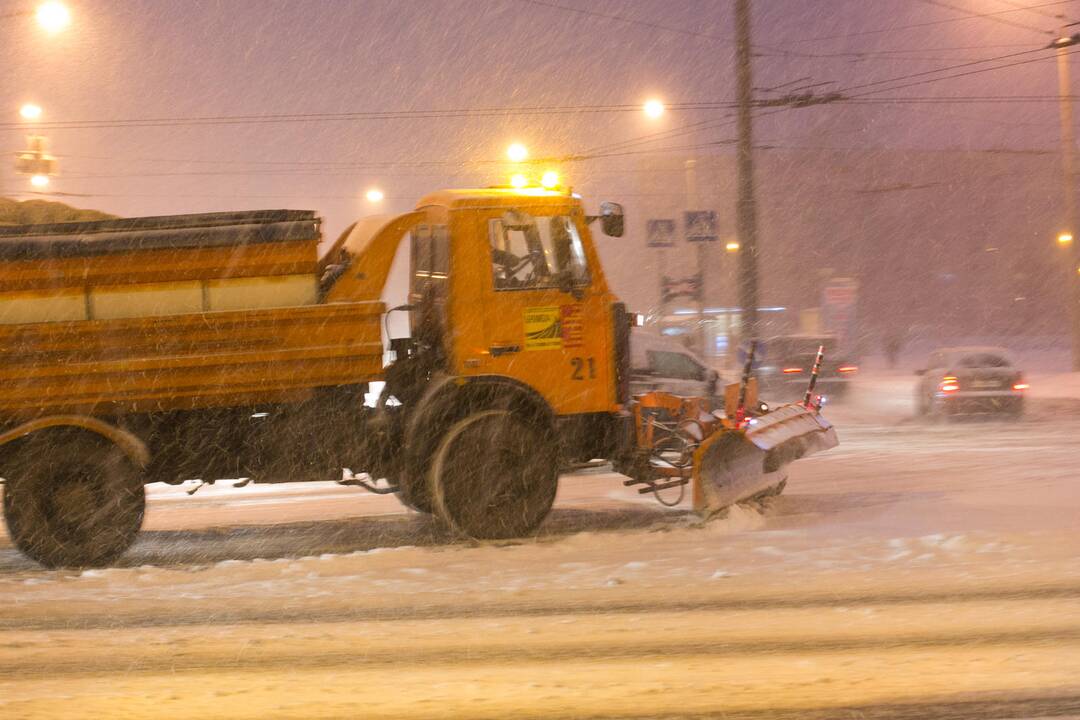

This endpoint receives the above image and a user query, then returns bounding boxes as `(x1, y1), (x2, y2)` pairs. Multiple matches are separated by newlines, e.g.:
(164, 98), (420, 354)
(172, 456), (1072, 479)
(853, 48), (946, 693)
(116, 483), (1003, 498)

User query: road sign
(646, 219), (676, 248)
(661, 274), (701, 303)
(684, 210), (717, 242)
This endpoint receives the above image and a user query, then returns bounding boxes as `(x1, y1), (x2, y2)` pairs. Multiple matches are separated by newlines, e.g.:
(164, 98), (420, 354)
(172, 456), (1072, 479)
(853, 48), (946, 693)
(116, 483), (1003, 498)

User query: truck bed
(0, 211), (386, 418)
(0, 301), (385, 417)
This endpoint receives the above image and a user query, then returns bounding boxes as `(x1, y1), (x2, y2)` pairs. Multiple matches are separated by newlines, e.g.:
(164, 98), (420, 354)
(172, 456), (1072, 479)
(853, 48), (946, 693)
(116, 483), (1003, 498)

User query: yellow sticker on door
(524, 306), (562, 350)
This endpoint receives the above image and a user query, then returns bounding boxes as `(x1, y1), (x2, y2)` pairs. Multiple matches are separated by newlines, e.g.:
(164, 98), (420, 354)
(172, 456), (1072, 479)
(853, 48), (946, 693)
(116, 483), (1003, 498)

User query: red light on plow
(1013, 383), (1029, 391)
(782, 367), (803, 374)
(838, 365), (859, 373)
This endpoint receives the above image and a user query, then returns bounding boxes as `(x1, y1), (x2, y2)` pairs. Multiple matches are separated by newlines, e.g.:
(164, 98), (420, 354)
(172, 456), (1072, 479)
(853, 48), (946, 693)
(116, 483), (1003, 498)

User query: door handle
(489, 345), (521, 357)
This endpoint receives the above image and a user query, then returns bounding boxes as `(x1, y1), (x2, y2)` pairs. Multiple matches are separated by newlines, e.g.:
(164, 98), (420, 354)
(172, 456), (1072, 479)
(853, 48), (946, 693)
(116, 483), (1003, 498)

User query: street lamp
(1049, 28), (1080, 369)
(20, 103), (42, 120)
(506, 143), (528, 163)
(643, 98), (665, 119)
(365, 188), (384, 203)
(36, 1), (71, 34)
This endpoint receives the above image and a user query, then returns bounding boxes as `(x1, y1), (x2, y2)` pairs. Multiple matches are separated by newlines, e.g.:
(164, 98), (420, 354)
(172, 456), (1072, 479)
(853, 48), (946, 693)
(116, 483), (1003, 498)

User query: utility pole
(1053, 28), (1080, 370)
(734, 0), (761, 342)
(685, 158), (708, 356)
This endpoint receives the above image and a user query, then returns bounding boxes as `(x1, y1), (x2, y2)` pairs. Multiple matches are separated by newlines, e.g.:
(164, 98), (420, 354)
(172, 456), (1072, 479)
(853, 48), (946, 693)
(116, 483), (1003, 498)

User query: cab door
(476, 206), (614, 415)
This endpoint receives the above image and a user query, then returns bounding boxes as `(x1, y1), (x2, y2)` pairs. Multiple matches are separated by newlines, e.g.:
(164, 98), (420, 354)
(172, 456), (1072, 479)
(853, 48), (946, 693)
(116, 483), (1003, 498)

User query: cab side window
(410, 225), (449, 303)
(488, 209), (589, 291)
(409, 225), (450, 345)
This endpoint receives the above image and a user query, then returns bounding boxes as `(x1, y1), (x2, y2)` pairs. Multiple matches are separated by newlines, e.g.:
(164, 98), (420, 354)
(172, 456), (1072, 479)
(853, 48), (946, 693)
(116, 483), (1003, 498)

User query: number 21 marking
(570, 356), (596, 380)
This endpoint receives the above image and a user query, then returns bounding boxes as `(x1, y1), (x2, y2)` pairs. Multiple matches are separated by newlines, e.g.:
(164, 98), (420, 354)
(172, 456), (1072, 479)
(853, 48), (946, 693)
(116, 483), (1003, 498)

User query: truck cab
(405, 189), (623, 415)
(320, 187), (630, 527)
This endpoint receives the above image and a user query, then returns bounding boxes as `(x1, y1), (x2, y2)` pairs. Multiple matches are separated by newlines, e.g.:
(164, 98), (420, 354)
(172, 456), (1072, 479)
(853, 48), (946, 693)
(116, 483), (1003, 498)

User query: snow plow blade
(692, 404), (838, 517)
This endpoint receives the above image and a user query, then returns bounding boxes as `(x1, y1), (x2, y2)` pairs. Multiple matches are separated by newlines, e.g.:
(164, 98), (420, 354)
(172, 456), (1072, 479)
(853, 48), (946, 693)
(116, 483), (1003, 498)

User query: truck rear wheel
(429, 409), (558, 540)
(2, 432), (145, 568)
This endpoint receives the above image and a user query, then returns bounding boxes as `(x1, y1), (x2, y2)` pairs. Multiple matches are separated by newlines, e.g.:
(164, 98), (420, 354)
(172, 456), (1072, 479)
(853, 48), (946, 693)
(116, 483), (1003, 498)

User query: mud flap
(692, 404), (838, 517)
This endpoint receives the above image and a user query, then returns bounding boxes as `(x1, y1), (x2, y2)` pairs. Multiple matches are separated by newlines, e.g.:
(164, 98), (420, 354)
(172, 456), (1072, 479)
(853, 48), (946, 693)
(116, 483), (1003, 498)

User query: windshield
(958, 353), (1012, 368)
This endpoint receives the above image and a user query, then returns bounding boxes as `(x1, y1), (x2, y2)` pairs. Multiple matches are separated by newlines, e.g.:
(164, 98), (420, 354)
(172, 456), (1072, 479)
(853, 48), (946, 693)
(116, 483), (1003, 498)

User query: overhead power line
(987, 0), (1071, 21)
(565, 117), (733, 158)
(515, 0), (733, 45)
(913, 0), (1054, 35)
(54, 90), (1074, 176)
(756, 43), (1045, 62)
(564, 45), (1064, 162)
(836, 46), (1050, 95)
(842, 46), (1080, 98)
(0, 103), (737, 131)
(0, 32), (1060, 138)
(843, 94), (1080, 103)
(58, 153), (509, 169)
(785, 0), (1074, 44)
(11, 47), (1074, 178)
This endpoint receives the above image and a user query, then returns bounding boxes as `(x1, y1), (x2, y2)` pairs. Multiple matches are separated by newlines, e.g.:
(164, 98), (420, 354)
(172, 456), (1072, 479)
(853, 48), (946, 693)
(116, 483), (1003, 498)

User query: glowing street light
(365, 188), (384, 203)
(725, 240), (741, 253)
(510, 173), (528, 189)
(36, 2), (71, 34)
(507, 142), (528, 163)
(20, 103), (43, 120)
(30, 174), (50, 188)
(643, 98), (665, 119)
(1058, 231), (1074, 246)
(540, 170), (559, 189)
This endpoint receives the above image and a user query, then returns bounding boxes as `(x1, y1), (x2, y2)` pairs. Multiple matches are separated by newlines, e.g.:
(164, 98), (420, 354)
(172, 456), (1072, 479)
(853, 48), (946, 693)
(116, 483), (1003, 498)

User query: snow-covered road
(1, 371), (1078, 718)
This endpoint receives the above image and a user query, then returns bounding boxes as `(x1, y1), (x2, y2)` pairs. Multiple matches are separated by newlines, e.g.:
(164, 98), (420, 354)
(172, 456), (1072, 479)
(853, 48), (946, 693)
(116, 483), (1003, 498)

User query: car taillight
(838, 365), (858, 374)
(940, 376), (959, 393)
(782, 367), (803, 374)
(1013, 382), (1029, 391)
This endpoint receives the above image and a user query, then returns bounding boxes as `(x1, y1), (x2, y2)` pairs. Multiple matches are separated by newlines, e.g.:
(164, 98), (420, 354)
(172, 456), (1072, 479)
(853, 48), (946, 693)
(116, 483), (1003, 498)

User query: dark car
(754, 335), (858, 402)
(915, 347), (1026, 418)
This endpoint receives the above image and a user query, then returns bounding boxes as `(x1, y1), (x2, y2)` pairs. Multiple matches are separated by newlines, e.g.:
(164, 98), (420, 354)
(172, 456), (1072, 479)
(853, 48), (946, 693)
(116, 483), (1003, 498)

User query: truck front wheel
(429, 410), (558, 540)
(2, 431), (145, 568)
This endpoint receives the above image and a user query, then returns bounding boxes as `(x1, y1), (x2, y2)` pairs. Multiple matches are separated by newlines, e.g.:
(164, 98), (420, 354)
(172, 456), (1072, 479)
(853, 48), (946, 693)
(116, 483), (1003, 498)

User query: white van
(629, 328), (723, 402)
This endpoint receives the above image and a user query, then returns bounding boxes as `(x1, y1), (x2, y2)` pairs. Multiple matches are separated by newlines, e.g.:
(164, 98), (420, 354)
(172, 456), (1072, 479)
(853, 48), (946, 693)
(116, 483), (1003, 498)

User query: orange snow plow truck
(0, 187), (836, 568)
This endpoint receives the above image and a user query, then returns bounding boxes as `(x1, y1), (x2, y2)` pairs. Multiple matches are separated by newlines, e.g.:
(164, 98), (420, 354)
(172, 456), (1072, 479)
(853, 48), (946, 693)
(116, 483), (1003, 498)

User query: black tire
(2, 431), (145, 568)
(368, 387), (433, 514)
(429, 410), (558, 540)
(396, 472), (434, 514)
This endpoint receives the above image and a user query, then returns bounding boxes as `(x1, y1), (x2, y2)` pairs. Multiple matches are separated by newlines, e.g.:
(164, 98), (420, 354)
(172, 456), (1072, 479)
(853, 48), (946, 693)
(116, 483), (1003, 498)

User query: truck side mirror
(599, 201), (624, 238)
